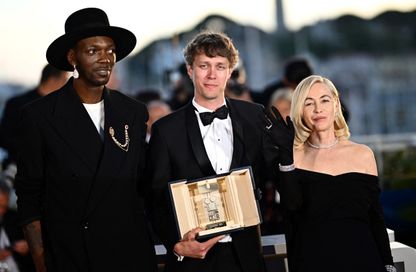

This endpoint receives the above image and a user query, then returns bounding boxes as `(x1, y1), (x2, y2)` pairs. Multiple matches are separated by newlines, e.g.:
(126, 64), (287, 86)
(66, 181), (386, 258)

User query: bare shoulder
(343, 141), (375, 159)
(341, 140), (377, 175)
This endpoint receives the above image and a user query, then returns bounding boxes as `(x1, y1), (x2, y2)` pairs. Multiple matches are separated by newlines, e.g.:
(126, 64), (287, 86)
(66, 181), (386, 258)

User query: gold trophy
(193, 181), (227, 230)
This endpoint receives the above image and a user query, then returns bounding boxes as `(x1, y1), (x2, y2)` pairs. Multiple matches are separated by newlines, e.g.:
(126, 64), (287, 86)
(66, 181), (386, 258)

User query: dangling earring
(73, 65), (79, 79)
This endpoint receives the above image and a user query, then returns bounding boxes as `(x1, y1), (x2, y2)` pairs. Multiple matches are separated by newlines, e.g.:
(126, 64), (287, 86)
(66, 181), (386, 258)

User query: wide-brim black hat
(46, 7), (136, 71)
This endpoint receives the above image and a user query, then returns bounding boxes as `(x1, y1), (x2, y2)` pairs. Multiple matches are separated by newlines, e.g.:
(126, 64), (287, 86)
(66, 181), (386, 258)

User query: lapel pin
(109, 124), (130, 152)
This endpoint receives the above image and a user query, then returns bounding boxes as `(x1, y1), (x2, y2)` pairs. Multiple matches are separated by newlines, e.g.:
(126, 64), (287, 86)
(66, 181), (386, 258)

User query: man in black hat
(15, 7), (156, 272)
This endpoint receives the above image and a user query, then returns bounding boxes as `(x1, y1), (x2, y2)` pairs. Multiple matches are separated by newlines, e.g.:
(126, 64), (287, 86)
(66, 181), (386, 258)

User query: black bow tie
(199, 105), (229, 126)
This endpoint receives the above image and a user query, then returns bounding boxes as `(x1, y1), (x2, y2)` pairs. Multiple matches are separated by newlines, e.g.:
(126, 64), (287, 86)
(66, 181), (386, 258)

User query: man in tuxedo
(147, 31), (279, 272)
(15, 8), (156, 272)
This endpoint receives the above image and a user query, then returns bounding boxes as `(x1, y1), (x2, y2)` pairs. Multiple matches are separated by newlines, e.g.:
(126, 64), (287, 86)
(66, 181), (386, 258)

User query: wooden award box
(168, 166), (262, 241)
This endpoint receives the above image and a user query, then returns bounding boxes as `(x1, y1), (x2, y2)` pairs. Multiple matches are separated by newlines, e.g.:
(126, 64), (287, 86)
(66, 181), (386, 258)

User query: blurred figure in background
(0, 64), (68, 169)
(133, 88), (172, 142)
(167, 63), (194, 110)
(224, 80), (253, 102)
(135, 88), (162, 105)
(146, 100), (171, 142)
(258, 57), (312, 107)
(0, 182), (34, 272)
(268, 87), (292, 120)
(230, 59), (247, 85)
(262, 57), (350, 123)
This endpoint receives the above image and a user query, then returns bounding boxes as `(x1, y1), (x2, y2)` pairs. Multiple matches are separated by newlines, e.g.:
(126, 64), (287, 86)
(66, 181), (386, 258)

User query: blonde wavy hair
(290, 75), (350, 149)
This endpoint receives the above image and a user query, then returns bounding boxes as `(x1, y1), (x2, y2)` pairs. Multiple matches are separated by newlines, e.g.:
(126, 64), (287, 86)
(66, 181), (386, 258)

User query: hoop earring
(73, 65), (79, 79)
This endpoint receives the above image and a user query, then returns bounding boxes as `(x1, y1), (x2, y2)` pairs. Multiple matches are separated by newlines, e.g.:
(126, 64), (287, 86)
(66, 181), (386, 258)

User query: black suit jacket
(147, 99), (278, 272)
(15, 78), (157, 272)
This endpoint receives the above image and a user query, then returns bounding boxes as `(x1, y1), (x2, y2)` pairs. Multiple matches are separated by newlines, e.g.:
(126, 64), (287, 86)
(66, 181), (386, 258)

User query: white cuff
(173, 250), (184, 262)
(385, 265), (396, 272)
(279, 163), (295, 172)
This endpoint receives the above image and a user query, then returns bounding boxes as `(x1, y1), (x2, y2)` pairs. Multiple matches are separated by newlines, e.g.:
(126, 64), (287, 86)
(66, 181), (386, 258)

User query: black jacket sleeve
(15, 106), (45, 226)
(146, 123), (178, 252)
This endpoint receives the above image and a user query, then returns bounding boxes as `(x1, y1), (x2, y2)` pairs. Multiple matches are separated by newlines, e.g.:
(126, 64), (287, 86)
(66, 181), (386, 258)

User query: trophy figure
(193, 180), (227, 230)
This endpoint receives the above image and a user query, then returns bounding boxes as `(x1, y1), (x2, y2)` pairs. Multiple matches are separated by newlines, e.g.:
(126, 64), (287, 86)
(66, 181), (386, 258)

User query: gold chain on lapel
(109, 125), (130, 152)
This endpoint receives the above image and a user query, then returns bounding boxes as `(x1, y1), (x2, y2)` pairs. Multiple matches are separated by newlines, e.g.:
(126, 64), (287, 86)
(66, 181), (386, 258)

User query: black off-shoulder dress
(280, 169), (394, 272)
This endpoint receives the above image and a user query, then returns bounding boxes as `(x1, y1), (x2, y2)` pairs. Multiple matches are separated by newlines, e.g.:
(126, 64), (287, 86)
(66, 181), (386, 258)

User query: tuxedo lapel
(185, 103), (215, 176)
(85, 89), (130, 216)
(48, 80), (103, 172)
(227, 99), (246, 170)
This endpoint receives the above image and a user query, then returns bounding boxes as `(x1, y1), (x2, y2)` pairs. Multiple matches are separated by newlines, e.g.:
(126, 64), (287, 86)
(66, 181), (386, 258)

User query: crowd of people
(0, 7), (395, 272)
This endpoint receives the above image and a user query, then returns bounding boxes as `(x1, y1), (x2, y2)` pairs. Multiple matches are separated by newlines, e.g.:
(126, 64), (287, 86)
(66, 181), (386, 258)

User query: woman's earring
(73, 65), (79, 79)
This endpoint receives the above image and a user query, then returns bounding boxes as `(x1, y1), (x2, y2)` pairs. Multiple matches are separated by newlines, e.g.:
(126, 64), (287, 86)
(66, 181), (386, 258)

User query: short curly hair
(183, 31), (239, 69)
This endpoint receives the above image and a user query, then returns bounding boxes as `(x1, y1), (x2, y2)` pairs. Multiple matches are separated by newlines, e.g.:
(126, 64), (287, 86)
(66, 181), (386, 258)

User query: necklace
(307, 138), (339, 149)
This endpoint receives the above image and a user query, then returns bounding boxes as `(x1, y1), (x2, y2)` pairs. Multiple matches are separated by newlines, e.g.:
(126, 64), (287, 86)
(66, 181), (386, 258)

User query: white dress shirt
(192, 99), (233, 174)
(192, 99), (233, 243)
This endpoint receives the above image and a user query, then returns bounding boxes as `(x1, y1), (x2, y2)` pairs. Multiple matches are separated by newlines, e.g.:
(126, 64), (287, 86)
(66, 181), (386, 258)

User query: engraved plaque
(169, 167), (262, 241)
(192, 181), (227, 230)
